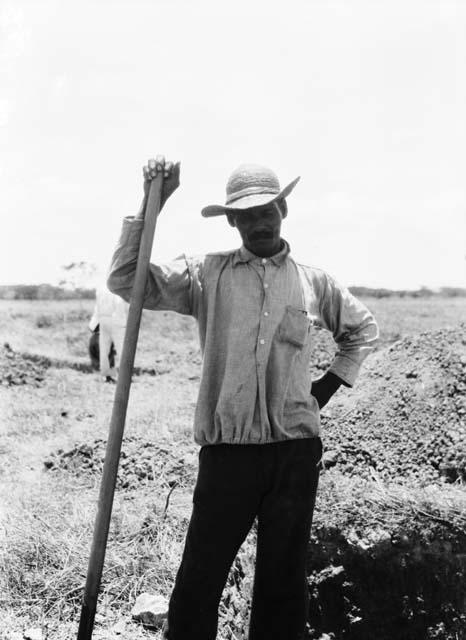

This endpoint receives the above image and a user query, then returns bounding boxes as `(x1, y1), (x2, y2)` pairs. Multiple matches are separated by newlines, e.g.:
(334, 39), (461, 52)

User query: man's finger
(164, 160), (173, 178)
(155, 154), (165, 171)
(148, 158), (156, 170)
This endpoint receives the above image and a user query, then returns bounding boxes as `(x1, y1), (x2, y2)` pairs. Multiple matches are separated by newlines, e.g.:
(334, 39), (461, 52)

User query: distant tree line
(0, 284), (95, 300)
(0, 262), (97, 300)
(348, 286), (466, 298)
(0, 284), (465, 301)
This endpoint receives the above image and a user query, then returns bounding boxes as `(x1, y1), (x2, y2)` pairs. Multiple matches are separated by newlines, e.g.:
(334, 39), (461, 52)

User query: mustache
(249, 228), (274, 241)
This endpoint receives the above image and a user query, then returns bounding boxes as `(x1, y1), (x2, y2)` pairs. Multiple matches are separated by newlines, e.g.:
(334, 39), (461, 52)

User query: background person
(88, 285), (128, 382)
(88, 319), (116, 373)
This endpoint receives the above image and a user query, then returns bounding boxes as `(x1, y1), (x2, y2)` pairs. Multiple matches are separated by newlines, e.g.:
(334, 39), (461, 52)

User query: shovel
(77, 169), (164, 639)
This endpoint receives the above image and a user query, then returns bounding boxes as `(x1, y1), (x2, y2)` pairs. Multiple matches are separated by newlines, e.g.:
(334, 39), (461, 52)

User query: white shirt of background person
(89, 285), (128, 380)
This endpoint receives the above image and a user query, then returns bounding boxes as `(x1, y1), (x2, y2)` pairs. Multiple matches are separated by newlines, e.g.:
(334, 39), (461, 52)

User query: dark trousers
(168, 437), (322, 640)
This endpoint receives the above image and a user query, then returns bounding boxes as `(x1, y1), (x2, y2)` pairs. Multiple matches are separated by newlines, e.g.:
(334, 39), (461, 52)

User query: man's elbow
(106, 271), (118, 295)
(106, 272), (131, 304)
(348, 317), (379, 353)
(368, 317), (379, 348)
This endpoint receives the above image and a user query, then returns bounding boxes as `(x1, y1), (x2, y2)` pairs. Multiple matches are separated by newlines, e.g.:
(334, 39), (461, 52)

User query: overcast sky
(1, 0), (465, 289)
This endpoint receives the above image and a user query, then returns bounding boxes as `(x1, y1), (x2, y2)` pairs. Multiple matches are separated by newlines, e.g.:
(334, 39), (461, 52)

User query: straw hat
(201, 164), (300, 217)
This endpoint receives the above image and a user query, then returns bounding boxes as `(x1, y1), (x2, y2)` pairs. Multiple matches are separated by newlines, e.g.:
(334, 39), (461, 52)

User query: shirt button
(259, 339), (265, 345)
(261, 258), (267, 264)
(264, 311), (269, 317)
(264, 283), (269, 289)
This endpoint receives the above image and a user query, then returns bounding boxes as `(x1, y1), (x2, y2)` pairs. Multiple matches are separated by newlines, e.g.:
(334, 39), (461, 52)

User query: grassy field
(2, 296), (465, 362)
(0, 296), (465, 639)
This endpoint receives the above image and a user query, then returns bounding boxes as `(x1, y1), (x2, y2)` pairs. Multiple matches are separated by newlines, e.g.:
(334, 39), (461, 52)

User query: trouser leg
(111, 325), (125, 371)
(248, 438), (322, 640)
(168, 445), (262, 640)
(88, 329), (100, 370)
(98, 320), (113, 377)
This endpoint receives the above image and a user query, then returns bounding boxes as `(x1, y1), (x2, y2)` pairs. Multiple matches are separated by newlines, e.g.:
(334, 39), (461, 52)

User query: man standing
(107, 157), (378, 639)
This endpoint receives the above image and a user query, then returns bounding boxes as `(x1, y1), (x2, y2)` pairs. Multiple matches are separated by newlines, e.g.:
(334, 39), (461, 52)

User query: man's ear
(226, 213), (236, 228)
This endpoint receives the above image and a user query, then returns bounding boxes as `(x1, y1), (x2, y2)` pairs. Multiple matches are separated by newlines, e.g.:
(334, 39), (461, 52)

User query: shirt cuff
(328, 355), (361, 387)
(118, 216), (144, 240)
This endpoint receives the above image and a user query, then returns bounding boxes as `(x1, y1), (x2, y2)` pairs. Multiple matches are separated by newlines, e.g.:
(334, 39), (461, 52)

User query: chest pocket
(278, 305), (311, 348)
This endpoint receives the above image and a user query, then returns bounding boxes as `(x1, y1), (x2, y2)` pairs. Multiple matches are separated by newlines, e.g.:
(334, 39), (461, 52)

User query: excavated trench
(306, 528), (466, 639)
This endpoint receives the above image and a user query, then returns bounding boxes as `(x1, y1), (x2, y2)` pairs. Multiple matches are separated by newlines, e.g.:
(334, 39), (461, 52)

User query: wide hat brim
(201, 176), (300, 218)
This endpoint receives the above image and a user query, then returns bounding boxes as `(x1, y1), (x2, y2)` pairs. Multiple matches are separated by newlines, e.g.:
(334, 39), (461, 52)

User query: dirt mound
(322, 324), (466, 484)
(310, 327), (338, 377)
(0, 342), (46, 387)
(44, 437), (197, 490)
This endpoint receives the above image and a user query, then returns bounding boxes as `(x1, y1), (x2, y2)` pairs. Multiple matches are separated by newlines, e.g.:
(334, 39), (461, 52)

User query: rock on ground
(131, 592), (169, 628)
(23, 629), (43, 640)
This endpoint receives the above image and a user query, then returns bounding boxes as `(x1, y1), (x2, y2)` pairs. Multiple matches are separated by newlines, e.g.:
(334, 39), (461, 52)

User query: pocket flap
(278, 306), (311, 348)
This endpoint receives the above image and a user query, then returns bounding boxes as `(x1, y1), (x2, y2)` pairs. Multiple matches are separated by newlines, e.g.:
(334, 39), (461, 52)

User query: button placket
(262, 264), (270, 319)
(257, 261), (270, 354)
(256, 259), (274, 442)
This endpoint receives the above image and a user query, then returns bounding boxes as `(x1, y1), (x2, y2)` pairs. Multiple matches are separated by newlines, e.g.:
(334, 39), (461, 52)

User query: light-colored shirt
(107, 217), (378, 446)
(89, 285), (128, 331)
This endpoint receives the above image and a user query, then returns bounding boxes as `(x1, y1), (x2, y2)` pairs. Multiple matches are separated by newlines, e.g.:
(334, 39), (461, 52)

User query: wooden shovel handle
(77, 173), (164, 640)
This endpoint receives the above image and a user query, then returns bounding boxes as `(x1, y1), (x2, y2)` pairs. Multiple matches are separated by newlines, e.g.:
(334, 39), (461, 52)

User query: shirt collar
(232, 239), (291, 267)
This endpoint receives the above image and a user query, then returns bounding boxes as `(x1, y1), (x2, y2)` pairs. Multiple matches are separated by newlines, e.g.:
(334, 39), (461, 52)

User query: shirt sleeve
(314, 270), (379, 387)
(106, 216), (197, 316)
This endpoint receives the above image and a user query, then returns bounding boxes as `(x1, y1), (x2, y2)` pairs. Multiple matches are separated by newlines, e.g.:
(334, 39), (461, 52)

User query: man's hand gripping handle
(136, 155), (181, 220)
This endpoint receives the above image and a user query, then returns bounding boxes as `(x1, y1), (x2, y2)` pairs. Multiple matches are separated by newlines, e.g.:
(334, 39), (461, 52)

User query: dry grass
(0, 465), (254, 639)
(315, 471), (466, 541)
(367, 476), (466, 532)
(0, 471), (188, 638)
(2, 296), (465, 364)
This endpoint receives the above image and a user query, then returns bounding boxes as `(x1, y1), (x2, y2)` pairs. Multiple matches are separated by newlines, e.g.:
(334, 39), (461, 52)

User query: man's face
(227, 201), (285, 257)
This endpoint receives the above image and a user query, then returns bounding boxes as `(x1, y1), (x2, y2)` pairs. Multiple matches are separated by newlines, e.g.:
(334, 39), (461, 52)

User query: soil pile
(44, 437), (197, 490)
(310, 327), (338, 377)
(322, 325), (466, 484)
(0, 342), (46, 387)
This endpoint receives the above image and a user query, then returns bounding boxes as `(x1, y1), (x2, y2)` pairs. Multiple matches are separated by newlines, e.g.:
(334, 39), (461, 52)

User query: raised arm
(106, 157), (194, 315)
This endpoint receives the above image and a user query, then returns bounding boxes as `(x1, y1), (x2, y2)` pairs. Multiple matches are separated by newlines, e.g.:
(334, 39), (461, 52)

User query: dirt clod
(44, 437), (197, 491)
(0, 343), (46, 387)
